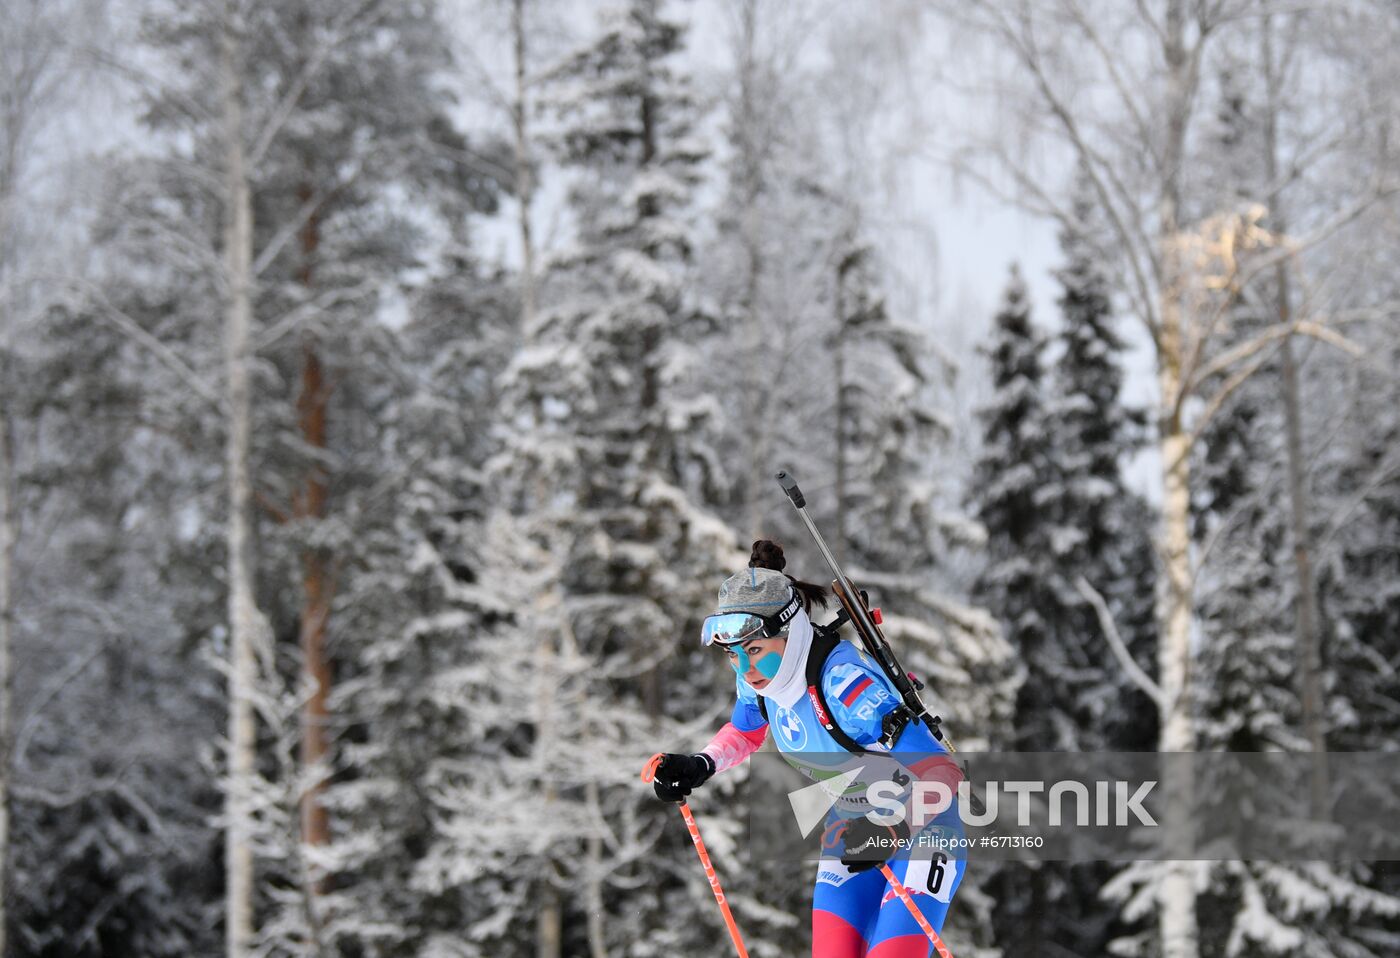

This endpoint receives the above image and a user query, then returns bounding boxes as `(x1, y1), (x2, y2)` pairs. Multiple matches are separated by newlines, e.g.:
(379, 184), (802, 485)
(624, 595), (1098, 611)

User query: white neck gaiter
(749, 607), (813, 710)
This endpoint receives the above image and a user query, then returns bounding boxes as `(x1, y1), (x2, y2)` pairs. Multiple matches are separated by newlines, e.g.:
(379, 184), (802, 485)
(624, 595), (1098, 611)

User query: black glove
(840, 815), (911, 873)
(652, 753), (715, 803)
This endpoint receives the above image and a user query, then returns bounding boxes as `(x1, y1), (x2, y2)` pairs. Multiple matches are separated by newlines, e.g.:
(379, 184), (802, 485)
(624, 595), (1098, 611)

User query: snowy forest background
(2, 0), (1398, 955)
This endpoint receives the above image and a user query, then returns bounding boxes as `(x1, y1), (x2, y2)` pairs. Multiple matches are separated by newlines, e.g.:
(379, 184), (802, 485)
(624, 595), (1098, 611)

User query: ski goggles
(699, 589), (803, 647)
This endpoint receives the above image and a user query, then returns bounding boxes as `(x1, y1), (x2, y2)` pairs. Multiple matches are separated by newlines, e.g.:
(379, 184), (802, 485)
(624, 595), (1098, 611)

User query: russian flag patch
(840, 676), (873, 706)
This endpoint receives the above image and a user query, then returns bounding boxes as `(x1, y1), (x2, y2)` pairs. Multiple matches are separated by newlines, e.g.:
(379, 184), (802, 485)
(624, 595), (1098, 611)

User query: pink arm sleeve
(701, 722), (768, 773)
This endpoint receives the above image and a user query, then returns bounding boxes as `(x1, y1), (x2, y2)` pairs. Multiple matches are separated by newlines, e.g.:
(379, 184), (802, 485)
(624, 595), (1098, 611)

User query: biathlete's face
(723, 635), (787, 690)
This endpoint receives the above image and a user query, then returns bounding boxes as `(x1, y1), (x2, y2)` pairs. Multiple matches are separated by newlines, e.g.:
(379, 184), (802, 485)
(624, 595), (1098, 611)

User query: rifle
(776, 470), (958, 754)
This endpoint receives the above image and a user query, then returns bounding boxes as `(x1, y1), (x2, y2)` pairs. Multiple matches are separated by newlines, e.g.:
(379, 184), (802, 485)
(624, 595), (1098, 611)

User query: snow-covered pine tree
(453, 2), (738, 954)
(822, 238), (1016, 958)
(0, 2), (116, 949)
(1191, 272), (1294, 758)
(0, 5), (191, 956)
(5, 5), (240, 943)
(217, 6), (505, 938)
(829, 238), (922, 560)
(314, 280), (528, 956)
(1318, 311), (1400, 921)
(1192, 422), (1400, 957)
(826, 236), (1017, 754)
(10, 297), (227, 956)
(968, 264), (1059, 749)
(1043, 178), (1158, 753)
(1322, 357), (1400, 756)
(1284, 3), (1400, 920)
(989, 176), (1162, 958)
(18, 0), (508, 952)
(239, 6), (513, 952)
(969, 265), (1100, 958)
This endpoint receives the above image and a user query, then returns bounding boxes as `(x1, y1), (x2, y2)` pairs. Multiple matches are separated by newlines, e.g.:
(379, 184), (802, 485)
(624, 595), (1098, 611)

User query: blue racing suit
(723, 639), (965, 958)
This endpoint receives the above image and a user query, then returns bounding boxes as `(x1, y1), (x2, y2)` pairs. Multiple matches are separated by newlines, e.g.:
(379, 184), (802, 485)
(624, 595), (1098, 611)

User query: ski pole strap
(878, 864), (956, 958)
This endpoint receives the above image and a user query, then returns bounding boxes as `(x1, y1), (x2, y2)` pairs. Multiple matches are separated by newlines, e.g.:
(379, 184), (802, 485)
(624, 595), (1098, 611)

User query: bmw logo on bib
(775, 706), (807, 749)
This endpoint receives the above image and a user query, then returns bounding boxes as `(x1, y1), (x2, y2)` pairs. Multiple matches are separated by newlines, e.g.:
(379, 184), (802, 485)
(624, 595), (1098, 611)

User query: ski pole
(642, 754), (750, 958)
(878, 863), (955, 958)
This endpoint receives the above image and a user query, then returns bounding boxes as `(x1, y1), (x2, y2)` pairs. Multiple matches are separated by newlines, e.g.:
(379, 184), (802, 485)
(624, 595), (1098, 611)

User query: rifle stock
(835, 578), (954, 753)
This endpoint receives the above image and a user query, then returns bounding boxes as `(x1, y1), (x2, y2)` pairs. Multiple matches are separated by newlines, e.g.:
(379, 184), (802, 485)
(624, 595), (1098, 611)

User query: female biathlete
(651, 541), (965, 958)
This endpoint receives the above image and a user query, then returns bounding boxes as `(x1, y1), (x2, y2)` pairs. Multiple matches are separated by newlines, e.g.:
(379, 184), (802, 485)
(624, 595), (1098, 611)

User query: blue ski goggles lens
(700, 613), (768, 647)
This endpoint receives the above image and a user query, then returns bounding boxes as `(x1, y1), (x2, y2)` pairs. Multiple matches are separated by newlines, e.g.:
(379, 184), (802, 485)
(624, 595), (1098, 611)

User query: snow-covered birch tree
(947, 2), (1400, 953)
(215, 7), (262, 954)
(1181, 8), (1400, 953)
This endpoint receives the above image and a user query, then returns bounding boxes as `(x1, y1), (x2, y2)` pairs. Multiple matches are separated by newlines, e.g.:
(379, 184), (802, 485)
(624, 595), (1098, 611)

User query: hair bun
(748, 539), (786, 572)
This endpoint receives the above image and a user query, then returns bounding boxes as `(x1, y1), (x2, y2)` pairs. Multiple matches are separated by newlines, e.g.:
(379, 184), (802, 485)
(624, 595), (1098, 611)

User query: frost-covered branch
(1192, 467), (1280, 581)
(1075, 576), (1164, 707)
(49, 276), (224, 409)
(12, 635), (109, 768)
(115, 206), (228, 281)
(246, 0), (390, 169)
(1187, 319), (1358, 395)
(255, 280), (377, 351)
(81, 45), (215, 127)
(1315, 450), (1400, 560)
(1184, 341), (1284, 454)
(962, 0), (1161, 341)
(248, 175), (344, 279)
(11, 779), (167, 841)
(1060, 0), (1157, 164)
(1175, 191), (1399, 405)
(1177, 318), (1364, 464)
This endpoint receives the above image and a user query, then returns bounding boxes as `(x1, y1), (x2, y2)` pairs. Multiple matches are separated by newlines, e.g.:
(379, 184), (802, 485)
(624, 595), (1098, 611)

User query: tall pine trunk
(295, 186), (332, 899)
(296, 343), (332, 880)
(512, 11), (562, 951)
(1154, 3), (1199, 956)
(735, 0), (767, 540)
(832, 245), (856, 561)
(220, 5), (259, 953)
(0, 403), (12, 958)
(512, 0), (536, 329)
(1261, 15), (1328, 816)
(0, 40), (20, 958)
(535, 621), (562, 958)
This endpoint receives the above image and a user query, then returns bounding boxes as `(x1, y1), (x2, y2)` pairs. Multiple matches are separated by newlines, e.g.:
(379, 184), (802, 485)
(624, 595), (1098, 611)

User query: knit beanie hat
(716, 567), (797, 617)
